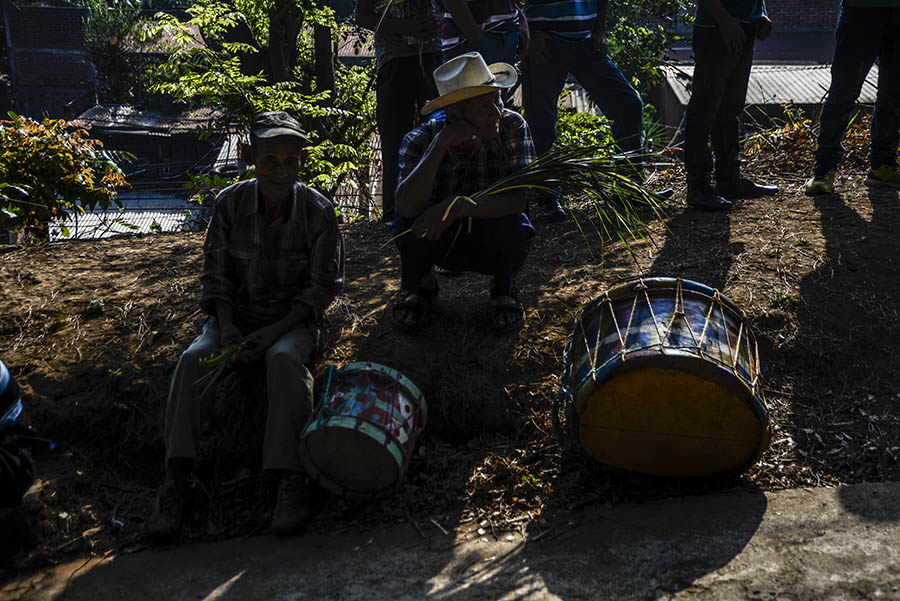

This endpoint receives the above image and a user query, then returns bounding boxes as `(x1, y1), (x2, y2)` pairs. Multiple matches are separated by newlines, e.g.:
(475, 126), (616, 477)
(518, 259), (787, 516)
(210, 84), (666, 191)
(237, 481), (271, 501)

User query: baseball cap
(250, 111), (310, 143)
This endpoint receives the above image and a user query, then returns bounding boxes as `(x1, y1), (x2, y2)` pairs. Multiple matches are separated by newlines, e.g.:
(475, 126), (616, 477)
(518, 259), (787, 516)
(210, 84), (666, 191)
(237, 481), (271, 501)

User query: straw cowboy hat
(420, 52), (518, 115)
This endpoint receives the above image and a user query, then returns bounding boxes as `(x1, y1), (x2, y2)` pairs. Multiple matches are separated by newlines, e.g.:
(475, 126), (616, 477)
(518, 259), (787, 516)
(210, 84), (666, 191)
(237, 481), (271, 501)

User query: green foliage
(553, 105), (614, 153)
(146, 0), (377, 202)
(606, 0), (693, 92)
(82, 0), (148, 103)
(0, 113), (128, 240)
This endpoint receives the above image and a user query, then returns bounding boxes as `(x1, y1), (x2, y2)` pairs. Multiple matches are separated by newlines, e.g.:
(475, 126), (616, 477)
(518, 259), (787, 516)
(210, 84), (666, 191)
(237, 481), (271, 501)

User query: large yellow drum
(557, 277), (770, 477)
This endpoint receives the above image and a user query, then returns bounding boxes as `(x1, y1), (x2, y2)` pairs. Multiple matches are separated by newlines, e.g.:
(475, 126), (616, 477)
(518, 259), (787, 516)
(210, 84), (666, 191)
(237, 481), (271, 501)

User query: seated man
(392, 52), (535, 333)
(148, 111), (344, 538)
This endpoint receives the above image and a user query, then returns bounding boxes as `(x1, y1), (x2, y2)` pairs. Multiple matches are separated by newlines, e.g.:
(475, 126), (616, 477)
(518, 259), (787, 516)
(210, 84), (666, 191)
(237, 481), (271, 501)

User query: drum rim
(300, 417), (405, 499)
(339, 361), (427, 420)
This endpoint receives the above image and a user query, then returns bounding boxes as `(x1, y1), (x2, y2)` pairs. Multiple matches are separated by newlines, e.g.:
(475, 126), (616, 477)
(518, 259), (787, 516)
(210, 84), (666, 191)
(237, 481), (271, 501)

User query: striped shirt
(442, 0), (520, 52)
(398, 109), (536, 207)
(525, 0), (598, 40)
(201, 180), (344, 327)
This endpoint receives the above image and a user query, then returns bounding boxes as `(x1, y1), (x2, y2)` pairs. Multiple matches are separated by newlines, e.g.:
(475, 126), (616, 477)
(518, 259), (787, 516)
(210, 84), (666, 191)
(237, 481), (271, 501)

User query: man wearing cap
(392, 52), (535, 333)
(148, 111), (344, 538)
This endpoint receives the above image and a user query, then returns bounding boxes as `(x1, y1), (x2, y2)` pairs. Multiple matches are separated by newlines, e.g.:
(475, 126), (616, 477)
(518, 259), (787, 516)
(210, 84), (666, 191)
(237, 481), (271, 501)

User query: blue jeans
(377, 53), (442, 221)
(443, 30), (519, 66)
(683, 23), (757, 186)
(814, 7), (900, 175)
(393, 212), (534, 297)
(521, 37), (643, 158)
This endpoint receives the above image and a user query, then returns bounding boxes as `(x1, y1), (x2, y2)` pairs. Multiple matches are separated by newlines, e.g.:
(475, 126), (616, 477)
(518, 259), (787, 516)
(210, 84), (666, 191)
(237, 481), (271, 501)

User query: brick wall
(766, 0), (840, 31)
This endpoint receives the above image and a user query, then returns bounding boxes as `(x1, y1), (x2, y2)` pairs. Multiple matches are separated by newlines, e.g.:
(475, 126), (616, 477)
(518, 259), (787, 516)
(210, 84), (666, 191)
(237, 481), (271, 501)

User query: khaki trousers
(163, 318), (315, 472)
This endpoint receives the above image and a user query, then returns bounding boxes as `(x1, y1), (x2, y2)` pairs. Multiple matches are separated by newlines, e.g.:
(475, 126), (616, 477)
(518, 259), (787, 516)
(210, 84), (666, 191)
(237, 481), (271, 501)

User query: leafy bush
(146, 0), (377, 211)
(0, 113), (128, 241)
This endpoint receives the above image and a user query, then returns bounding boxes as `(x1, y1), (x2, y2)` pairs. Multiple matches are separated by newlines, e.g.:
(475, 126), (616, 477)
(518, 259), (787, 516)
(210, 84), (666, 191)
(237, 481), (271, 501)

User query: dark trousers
(393, 213), (534, 297)
(814, 7), (900, 175)
(683, 22), (757, 187)
(377, 53), (442, 221)
(521, 37), (643, 158)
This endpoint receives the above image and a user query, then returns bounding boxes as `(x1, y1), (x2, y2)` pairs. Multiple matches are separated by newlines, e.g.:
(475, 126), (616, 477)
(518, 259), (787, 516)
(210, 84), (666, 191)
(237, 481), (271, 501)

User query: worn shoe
(686, 186), (733, 211)
(866, 165), (900, 188)
(271, 473), (312, 535)
(717, 177), (779, 200)
(805, 171), (836, 195)
(148, 480), (188, 539)
(536, 195), (567, 221)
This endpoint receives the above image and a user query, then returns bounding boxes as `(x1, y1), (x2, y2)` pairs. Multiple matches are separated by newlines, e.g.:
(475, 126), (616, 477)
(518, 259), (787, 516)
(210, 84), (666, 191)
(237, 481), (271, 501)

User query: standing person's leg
(683, 26), (737, 210)
(444, 30), (519, 66)
(569, 40), (643, 157)
(377, 57), (421, 224)
(521, 35), (569, 219)
(415, 52), (442, 113)
(265, 322), (318, 534)
(867, 9), (900, 185)
(810, 7), (882, 188)
(151, 317), (222, 537)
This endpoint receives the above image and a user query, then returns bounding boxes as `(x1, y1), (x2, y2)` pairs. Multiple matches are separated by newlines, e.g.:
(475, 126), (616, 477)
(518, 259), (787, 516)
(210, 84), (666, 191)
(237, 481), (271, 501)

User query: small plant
(0, 113), (129, 242)
(772, 293), (801, 311)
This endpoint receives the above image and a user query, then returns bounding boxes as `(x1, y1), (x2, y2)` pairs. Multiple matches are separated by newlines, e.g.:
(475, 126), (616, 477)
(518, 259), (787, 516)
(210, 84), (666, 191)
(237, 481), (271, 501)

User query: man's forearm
(455, 190), (527, 220)
(214, 300), (234, 327)
(444, 0), (482, 39)
(396, 137), (450, 217)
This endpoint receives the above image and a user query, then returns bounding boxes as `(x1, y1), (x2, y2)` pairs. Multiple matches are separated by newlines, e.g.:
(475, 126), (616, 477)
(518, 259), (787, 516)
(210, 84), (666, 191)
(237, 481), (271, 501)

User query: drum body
(561, 277), (770, 477)
(299, 362), (426, 499)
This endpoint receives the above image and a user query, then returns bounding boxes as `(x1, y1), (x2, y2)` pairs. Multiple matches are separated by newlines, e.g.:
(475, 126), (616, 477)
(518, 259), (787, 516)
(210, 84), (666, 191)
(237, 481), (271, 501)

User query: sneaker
(805, 171), (835, 195)
(686, 185), (733, 211)
(866, 165), (900, 188)
(717, 177), (779, 200)
(271, 473), (311, 535)
(148, 480), (188, 539)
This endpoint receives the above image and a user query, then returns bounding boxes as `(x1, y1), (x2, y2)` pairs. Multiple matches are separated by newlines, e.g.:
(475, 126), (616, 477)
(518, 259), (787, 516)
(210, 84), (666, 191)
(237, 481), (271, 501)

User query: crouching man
(392, 52), (535, 334)
(148, 111), (344, 538)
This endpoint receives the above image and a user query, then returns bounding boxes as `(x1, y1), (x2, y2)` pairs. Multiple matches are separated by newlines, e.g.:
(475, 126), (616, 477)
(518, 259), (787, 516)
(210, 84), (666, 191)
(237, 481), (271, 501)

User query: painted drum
(557, 277), (770, 477)
(299, 362), (427, 499)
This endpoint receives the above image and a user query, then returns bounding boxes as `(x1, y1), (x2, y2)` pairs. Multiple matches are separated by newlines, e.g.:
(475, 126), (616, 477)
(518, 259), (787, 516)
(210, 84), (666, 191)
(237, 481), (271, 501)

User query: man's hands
(239, 324), (284, 362)
(756, 15), (773, 40)
(591, 30), (608, 56)
(716, 14), (747, 52)
(219, 322), (243, 347)
(438, 119), (479, 148)
(412, 202), (456, 241)
(401, 13), (441, 39)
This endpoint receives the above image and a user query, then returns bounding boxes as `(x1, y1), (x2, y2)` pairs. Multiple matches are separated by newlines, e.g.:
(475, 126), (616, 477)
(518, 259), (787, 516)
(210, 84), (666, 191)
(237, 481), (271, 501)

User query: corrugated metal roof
(74, 105), (223, 135)
(662, 63), (879, 107)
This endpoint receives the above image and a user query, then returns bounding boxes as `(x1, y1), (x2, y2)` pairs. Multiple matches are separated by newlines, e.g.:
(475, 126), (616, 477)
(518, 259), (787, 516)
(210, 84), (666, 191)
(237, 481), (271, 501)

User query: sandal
(490, 295), (525, 333)
(391, 281), (439, 333)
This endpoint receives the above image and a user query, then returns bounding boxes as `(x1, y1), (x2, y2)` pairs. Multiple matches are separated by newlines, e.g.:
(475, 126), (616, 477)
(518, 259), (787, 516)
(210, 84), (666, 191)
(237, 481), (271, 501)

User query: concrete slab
(4, 482), (900, 601)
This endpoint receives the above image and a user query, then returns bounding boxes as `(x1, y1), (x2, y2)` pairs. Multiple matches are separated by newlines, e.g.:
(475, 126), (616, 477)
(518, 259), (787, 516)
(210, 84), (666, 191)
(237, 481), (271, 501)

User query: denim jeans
(376, 53), (442, 221)
(393, 212), (534, 297)
(813, 7), (900, 175)
(443, 30), (519, 66)
(683, 22), (757, 186)
(521, 37), (643, 158)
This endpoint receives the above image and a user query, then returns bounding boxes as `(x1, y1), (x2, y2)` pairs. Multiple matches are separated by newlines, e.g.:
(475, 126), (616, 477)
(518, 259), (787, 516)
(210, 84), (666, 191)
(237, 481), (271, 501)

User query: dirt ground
(2, 121), (899, 583)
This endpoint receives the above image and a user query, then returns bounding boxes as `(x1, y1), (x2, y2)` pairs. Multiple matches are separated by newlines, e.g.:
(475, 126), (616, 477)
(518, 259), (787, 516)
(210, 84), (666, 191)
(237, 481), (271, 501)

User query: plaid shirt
(200, 180), (344, 327)
(398, 109), (536, 208)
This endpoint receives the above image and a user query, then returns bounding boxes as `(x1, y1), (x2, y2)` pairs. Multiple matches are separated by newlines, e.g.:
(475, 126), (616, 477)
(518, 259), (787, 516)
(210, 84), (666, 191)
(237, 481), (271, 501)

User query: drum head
(301, 419), (402, 498)
(576, 353), (769, 477)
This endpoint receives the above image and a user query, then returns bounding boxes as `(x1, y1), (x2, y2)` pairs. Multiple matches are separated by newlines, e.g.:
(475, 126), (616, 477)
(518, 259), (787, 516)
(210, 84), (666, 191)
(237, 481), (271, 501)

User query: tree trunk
(313, 25), (335, 102)
(266, 0), (302, 84)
